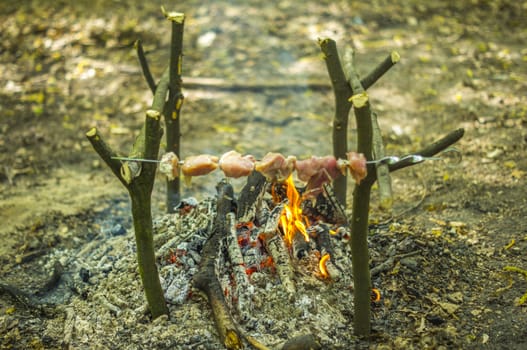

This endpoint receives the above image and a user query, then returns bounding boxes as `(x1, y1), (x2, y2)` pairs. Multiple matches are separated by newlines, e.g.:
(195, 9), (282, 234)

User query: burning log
(186, 167), (363, 348)
(194, 180), (244, 350)
(225, 212), (254, 323)
(264, 234), (296, 298)
(312, 224), (341, 281)
(261, 203), (297, 298)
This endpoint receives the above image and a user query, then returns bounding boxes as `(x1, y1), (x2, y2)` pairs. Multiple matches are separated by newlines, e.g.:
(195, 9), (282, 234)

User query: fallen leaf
(438, 301), (460, 314)
(511, 169), (524, 179)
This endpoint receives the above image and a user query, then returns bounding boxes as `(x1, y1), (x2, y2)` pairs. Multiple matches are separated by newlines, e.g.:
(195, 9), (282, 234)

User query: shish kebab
(113, 150), (367, 198)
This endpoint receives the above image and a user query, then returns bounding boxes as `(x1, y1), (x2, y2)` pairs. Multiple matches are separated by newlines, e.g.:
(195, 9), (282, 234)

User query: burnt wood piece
(0, 280), (57, 317)
(302, 184), (347, 224)
(36, 260), (63, 296)
(292, 233), (310, 259)
(194, 180), (243, 350)
(280, 334), (321, 350)
(313, 224), (334, 256)
(236, 171), (267, 223)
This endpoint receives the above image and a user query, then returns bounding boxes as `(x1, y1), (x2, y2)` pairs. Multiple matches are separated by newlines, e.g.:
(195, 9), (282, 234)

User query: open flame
(319, 253), (330, 278)
(274, 175), (333, 280)
(279, 175), (310, 246)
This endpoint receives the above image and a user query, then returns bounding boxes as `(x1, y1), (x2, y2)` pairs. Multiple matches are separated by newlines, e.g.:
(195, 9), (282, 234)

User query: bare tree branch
(135, 39), (156, 94)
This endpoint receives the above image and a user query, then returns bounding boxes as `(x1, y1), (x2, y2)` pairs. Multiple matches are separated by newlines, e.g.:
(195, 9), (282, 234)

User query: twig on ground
(182, 77), (331, 92)
(62, 307), (75, 349)
(371, 250), (421, 276)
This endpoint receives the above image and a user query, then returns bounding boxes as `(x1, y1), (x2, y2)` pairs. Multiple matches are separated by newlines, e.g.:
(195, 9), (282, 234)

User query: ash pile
(155, 171), (358, 348)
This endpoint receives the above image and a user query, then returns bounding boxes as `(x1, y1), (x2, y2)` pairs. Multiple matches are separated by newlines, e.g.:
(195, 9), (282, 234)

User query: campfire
(155, 169), (357, 348)
(81, 9), (467, 347)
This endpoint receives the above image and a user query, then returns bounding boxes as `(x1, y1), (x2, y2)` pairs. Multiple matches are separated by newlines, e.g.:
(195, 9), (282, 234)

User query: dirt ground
(1, 0), (526, 349)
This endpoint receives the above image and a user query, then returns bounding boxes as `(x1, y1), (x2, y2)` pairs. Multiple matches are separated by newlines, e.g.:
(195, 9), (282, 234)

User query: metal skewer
(365, 147), (460, 165)
(112, 157), (161, 163)
(111, 147), (460, 167)
(111, 156), (185, 164)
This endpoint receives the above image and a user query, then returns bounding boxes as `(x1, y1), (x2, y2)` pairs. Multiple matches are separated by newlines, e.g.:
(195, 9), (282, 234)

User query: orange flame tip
(319, 253), (331, 278)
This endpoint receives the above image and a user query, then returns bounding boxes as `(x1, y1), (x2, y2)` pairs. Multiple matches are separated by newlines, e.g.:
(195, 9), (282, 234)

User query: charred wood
(292, 233), (309, 259)
(225, 212), (255, 324)
(264, 234), (296, 299)
(236, 171), (267, 223)
(194, 180), (243, 350)
(279, 334), (321, 350)
(302, 184), (347, 225)
(313, 224), (333, 256)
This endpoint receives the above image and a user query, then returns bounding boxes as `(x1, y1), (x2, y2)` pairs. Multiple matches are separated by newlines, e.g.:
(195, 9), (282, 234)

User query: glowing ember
(319, 253), (331, 278)
(371, 288), (381, 303)
(279, 175), (310, 246)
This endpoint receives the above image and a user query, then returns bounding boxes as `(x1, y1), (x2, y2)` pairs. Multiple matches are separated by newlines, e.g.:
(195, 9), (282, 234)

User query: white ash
(33, 194), (359, 348)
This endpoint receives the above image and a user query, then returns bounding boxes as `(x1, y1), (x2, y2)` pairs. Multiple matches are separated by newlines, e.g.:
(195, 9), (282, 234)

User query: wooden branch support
(371, 111), (393, 211)
(135, 39), (156, 94)
(343, 47), (397, 213)
(86, 59), (170, 319)
(163, 8), (185, 212)
(347, 46), (376, 337)
(318, 38), (351, 206)
(361, 51), (400, 90)
(388, 128), (465, 172)
(319, 40), (400, 207)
